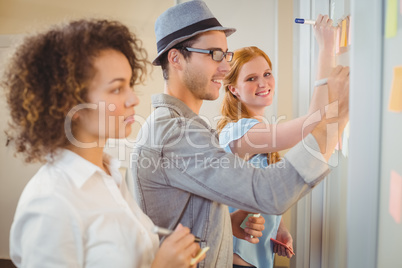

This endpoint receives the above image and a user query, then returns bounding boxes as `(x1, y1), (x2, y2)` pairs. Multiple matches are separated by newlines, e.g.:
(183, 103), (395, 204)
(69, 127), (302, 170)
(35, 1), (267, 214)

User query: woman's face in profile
(74, 49), (139, 144)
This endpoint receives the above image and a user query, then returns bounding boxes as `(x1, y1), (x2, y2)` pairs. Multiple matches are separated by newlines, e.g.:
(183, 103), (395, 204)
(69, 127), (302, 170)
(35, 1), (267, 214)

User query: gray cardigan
(131, 93), (330, 268)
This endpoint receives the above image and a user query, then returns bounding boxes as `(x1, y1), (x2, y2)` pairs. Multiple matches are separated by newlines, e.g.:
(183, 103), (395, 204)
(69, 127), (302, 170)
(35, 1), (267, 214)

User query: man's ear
(228, 85), (239, 97)
(167, 49), (182, 69)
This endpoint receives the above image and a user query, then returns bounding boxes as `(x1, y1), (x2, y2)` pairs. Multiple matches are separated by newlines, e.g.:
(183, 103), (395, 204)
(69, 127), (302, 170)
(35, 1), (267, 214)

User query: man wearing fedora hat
(131, 0), (350, 267)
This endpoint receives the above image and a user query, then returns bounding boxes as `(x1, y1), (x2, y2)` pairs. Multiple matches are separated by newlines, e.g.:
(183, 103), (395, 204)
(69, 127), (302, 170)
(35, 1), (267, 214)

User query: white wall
(0, 37), (43, 259)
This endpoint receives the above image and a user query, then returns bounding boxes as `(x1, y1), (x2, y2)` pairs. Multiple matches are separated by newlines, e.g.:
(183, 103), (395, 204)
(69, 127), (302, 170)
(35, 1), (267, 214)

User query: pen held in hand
(152, 225), (203, 243)
(295, 18), (316, 25)
(240, 213), (261, 239)
(190, 246), (210, 266)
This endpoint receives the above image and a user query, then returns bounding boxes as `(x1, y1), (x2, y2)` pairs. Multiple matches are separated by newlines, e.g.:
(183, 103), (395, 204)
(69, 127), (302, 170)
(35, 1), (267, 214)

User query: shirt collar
(50, 149), (121, 188)
(151, 93), (214, 132)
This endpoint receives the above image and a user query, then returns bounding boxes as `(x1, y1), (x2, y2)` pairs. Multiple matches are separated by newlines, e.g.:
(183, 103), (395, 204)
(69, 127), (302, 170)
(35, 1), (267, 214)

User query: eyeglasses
(184, 47), (234, 62)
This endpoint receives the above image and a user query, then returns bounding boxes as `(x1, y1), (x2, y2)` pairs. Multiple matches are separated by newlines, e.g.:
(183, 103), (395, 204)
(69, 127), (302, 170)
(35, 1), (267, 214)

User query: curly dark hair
(2, 19), (149, 163)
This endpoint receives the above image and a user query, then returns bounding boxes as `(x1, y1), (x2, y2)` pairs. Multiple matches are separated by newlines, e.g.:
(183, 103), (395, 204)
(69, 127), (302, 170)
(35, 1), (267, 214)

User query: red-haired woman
(217, 15), (336, 268)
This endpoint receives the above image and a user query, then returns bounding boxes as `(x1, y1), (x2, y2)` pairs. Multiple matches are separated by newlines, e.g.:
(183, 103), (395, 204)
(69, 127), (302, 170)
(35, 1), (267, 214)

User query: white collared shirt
(10, 149), (159, 268)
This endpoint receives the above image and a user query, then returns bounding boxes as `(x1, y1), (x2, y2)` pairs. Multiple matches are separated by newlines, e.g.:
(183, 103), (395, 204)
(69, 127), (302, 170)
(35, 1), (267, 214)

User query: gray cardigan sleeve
(160, 119), (330, 215)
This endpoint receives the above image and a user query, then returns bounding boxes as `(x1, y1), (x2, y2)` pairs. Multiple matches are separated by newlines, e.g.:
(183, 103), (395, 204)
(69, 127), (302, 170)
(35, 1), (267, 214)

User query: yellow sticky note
(388, 66), (402, 112)
(389, 170), (402, 224)
(340, 19), (347, 47)
(385, 0), (398, 38)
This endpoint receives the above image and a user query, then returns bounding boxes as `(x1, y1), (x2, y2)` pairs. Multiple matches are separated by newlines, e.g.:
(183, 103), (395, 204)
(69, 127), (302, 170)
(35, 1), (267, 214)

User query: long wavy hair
(2, 19), (149, 163)
(217, 46), (280, 164)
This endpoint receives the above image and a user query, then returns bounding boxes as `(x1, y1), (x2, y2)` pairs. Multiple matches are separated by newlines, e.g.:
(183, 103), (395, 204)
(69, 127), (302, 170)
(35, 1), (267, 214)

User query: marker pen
(152, 225), (203, 243)
(190, 247), (210, 266)
(295, 18), (315, 25)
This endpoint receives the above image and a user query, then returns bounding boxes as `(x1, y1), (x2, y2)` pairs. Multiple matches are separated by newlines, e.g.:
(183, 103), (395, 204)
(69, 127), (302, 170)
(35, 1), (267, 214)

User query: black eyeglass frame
(184, 47), (234, 62)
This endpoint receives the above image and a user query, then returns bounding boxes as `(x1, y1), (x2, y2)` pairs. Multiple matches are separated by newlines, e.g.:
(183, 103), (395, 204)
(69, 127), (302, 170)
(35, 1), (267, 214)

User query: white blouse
(10, 149), (159, 267)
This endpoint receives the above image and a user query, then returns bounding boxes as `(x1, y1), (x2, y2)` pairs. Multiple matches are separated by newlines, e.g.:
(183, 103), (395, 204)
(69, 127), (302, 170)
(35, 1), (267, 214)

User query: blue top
(219, 118), (282, 268)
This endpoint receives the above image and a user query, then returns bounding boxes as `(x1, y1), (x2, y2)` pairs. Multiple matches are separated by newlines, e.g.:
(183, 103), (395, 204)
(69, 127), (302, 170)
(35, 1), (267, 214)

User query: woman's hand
(314, 14), (336, 51)
(309, 14), (337, 117)
(231, 210), (265, 244)
(152, 224), (205, 268)
(274, 220), (294, 259)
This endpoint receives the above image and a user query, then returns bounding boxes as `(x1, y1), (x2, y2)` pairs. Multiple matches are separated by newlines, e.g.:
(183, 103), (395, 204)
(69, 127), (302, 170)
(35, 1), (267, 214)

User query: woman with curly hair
(217, 15), (337, 268)
(4, 19), (203, 268)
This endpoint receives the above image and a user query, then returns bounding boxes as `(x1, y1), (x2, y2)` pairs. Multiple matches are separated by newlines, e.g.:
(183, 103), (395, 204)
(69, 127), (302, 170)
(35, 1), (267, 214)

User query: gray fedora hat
(152, 0), (236, 66)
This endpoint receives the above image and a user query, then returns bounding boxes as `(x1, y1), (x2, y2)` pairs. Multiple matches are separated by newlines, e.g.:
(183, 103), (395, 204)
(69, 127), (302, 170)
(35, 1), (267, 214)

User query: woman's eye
(112, 88), (121, 94)
(264, 72), (272, 77)
(246, 77), (255, 82)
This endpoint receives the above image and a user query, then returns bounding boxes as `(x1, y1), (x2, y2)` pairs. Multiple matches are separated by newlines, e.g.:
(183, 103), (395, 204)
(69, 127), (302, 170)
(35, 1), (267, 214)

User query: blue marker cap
(294, 18), (316, 25)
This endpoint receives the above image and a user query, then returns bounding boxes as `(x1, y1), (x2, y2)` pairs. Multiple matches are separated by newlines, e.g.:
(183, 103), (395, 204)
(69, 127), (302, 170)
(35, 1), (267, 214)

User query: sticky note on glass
(385, 0), (398, 38)
(340, 19), (348, 47)
(388, 66), (402, 112)
(389, 170), (402, 224)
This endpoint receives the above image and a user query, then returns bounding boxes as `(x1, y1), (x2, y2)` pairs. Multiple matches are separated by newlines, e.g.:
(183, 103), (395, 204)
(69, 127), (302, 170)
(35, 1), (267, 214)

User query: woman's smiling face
(229, 55), (275, 116)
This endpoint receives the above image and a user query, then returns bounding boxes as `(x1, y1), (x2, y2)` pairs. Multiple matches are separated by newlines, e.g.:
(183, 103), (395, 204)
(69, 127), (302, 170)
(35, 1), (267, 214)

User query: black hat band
(156, 18), (222, 53)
